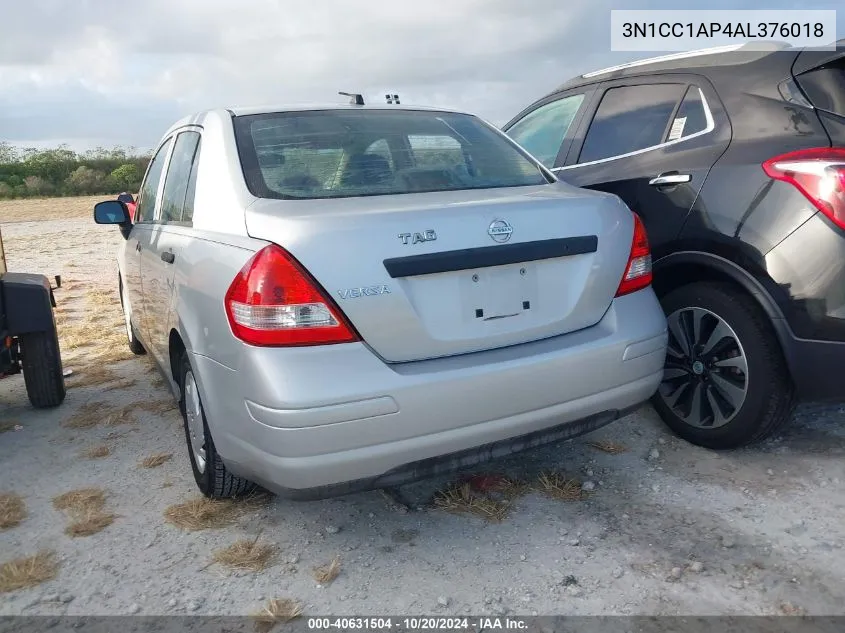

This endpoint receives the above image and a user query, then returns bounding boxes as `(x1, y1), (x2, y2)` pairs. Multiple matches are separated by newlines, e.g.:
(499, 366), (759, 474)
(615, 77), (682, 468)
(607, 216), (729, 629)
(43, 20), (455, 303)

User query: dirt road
(1, 204), (844, 617)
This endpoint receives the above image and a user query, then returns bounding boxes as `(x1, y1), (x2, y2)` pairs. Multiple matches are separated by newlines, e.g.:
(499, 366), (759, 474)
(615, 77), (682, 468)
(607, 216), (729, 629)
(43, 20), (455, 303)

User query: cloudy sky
(0, 0), (842, 152)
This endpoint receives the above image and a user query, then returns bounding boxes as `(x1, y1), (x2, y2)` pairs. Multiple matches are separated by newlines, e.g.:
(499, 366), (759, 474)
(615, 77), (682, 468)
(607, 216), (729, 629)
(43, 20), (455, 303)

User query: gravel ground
(1, 214), (844, 617)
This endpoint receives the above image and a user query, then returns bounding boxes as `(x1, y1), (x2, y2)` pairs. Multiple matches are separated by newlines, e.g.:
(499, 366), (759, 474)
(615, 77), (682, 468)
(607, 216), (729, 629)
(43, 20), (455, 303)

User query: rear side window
(135, 137), (172, 223)
(160, 131), (201, 224)
(797, 57), (845, 116)
(578, 84), (685, 164)
(506, 94), (585, 167)
(408, 135), (464, 169)
(182, 138), (202, 224)
(233, 109), (549, 200)
(668, 87), (709, 140)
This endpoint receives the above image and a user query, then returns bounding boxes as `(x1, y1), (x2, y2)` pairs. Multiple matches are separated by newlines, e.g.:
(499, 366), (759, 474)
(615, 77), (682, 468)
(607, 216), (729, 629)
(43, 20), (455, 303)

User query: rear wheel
(120, 279), (145, 355)
(652, 282), (795, 449)
(178, 351), (256, 499)
(20, 328), (65, 408)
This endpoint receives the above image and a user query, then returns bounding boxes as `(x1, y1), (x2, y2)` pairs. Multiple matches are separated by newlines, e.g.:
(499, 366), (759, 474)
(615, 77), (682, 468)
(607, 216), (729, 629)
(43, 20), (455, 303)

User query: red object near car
(117, 193), (137, 222)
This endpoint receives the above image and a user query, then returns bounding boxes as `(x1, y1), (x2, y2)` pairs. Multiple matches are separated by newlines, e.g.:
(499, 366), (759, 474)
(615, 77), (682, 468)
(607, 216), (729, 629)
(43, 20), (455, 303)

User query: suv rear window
(796, 57), (845, 117)
(233, 110), (550, 199)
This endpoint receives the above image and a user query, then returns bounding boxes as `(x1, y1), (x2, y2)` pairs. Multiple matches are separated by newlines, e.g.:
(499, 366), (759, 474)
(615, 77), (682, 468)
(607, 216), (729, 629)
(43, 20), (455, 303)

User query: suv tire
(652, 281), (795, 449)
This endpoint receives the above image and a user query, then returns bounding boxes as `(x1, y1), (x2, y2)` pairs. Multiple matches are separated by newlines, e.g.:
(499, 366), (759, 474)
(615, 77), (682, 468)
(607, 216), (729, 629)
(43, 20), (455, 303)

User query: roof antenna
(339, 92), (364, 105)
(385, 94), (400, 104)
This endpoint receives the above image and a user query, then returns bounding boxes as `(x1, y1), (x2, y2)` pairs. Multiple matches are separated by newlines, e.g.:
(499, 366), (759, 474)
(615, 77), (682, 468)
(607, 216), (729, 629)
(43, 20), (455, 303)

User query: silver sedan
(94, 102), (667, 499)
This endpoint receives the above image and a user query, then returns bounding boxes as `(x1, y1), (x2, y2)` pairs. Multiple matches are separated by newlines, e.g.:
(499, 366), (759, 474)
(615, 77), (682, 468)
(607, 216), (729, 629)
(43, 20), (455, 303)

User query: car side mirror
(94, 200), (132, 240)
(94, 200), (131, 225)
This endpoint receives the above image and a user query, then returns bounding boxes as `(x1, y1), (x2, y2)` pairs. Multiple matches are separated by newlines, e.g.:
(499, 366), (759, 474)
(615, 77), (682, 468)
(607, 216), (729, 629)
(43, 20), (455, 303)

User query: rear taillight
(762, 148), (845, 230)
(615, 213), (653, 297)
(224, 244), (359, 347)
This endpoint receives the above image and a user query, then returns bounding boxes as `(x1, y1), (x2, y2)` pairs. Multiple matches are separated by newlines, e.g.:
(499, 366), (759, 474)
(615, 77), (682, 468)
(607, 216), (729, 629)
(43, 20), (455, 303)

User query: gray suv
(94, 102), (667, 499)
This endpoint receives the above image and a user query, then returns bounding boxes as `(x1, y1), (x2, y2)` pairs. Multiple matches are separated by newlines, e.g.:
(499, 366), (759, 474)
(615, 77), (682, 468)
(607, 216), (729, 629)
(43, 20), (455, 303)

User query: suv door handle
(649, 172), (691, 187)
(160, 252), (175, 264)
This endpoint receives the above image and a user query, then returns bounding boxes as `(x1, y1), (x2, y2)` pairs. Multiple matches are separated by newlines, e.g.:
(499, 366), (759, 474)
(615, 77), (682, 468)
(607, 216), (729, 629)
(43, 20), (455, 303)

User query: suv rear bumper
(780, 333), (845, 402)
(194, 289), (667, 498)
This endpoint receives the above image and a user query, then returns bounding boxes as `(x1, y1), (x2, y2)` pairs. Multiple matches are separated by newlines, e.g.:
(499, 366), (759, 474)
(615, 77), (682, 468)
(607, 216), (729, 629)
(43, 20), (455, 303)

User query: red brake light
(224, 244), (359, 347)
(615, 213), (653, 297)
(762, 147), (845, 230)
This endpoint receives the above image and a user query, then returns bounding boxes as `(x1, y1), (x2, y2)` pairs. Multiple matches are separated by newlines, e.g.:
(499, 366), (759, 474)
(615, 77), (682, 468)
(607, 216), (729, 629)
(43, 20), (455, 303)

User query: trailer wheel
(20, 328), (66, 408)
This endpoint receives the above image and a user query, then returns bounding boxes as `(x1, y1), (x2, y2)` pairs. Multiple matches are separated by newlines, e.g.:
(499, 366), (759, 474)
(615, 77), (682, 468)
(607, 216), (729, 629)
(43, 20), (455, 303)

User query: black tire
(178, 351), (256, 499)
(20, 328), (66, 408)
(651, 281), (795, 449)
(119, 280), (145, 355)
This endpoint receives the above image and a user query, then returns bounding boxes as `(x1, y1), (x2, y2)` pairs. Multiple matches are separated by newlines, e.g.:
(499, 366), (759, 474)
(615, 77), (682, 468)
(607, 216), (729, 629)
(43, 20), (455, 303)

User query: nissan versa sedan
(94, 102), (667, 499)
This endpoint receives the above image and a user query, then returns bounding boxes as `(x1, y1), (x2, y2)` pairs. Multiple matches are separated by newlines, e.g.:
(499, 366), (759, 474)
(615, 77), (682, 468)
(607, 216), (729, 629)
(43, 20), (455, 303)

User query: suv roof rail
(581, 42), (790, 78)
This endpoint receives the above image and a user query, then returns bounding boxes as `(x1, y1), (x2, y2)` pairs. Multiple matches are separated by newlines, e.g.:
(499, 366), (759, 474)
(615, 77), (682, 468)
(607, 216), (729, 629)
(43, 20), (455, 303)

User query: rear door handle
(160, 252), (175, 264)
(649, 173), (691, 187)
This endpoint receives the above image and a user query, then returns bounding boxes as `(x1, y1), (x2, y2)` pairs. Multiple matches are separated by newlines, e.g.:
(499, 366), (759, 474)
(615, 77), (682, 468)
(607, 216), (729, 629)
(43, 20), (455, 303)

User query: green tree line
(0, 142), (152, 199)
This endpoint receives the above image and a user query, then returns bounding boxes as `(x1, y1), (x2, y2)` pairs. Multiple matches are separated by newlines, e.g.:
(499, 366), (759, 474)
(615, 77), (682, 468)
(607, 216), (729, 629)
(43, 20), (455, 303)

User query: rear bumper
(781, 333), (845, 402)
(193, 289), (667, 497)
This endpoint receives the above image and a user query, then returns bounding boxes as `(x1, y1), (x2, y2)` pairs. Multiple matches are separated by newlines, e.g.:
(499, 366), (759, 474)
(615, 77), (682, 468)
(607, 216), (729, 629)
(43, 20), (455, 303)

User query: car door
(504, 89), (597, 171)
(555, 76), (731, 259)
(127, 137), (172, 345)
(141, 128), (202, 364)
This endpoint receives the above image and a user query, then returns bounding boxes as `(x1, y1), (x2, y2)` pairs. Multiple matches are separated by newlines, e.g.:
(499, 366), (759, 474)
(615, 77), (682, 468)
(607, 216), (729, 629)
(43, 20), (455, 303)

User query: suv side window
(365, 139), (394, 169)
(506, 94), (585, 167)
(578, 84), (684, 164)
(408, 135), (465, 169)
(181, 137), (202, 225)
(160, 130), (201, 224)
(669, 86), (709, 140)
(795, 57), (845, 116)
(135, 137), (173, 223)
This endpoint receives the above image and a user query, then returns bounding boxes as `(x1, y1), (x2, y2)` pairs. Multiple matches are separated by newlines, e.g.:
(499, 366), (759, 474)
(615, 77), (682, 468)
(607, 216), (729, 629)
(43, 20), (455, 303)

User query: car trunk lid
(244, 183), (635, 362)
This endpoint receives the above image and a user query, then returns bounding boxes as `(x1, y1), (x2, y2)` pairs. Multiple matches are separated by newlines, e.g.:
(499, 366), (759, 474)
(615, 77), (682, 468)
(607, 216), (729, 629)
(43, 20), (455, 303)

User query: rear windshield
(233, 109), (551, 199)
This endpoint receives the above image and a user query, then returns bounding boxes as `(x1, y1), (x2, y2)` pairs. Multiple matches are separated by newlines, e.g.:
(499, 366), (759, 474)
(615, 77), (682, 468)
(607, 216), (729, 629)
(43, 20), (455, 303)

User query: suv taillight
(615, 213), (653, 297)
(224, 244), (359, 347)
(762, 148), (845, 230)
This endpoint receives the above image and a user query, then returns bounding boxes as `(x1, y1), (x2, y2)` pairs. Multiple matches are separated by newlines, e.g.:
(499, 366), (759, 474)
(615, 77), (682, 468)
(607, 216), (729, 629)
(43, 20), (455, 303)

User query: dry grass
(164, 494), (271, 531)
(587, 440), (628, 454)
(85, 287), (118, 308)
(0, 195), (105, 223)
(0, 493), (27, 529)
(53, 488), (107, 513)
(52, 487), (116, 537)
(312, 556), (341, 585)
(133, 399), (178, 416)
(80, 444), (110, 460)
(65, 511), (116, 537)
(62, 402), (117, 429)
(433, 482), (511, 522)
(62, 399), (172, 431)
(0, 550), (59, 593)
(252, 598), (303, 632)
(212, 536), (277, 572)
(65, 364), (133, 389)
(534, 471), (585, 501)
(139, 453), (172, 468)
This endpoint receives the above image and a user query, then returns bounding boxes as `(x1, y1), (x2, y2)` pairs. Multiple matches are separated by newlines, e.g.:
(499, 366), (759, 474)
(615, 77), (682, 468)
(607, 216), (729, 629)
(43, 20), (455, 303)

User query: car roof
(550, 40), (845, 93)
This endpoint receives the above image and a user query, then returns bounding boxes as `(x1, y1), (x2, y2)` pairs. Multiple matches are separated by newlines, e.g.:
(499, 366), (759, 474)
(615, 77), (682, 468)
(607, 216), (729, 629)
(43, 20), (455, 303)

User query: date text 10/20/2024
(307, 617), (529, 630)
